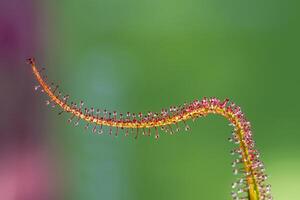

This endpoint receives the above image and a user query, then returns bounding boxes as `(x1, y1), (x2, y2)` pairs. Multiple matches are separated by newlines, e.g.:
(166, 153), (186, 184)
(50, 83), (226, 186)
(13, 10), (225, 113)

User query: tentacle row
(27, 58), (272, 200)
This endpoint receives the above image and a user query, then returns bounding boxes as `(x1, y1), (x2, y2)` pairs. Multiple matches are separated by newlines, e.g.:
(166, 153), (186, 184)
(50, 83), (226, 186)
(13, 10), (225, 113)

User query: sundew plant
(28, 58), (272, 200)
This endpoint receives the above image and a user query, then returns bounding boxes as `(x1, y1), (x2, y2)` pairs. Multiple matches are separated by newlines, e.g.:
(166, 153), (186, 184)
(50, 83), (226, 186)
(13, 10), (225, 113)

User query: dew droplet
(233, 168), (239, 175)
(185, 124), (191, 131)
(34, 85), (40, 91)
(232, 182), (237, 189)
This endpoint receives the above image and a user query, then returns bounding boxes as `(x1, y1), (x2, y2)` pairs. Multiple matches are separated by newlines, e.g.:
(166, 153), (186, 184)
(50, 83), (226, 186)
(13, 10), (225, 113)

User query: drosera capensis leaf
(27, 58), (272, 200)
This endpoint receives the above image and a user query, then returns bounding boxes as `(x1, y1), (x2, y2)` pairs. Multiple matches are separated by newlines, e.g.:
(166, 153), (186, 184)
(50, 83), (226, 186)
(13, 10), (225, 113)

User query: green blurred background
(1, 0), (300, 199)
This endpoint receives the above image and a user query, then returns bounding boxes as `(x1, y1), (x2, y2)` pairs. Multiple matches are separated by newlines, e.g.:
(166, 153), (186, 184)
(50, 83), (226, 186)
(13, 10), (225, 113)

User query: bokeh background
(1, 0), (300, 199)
